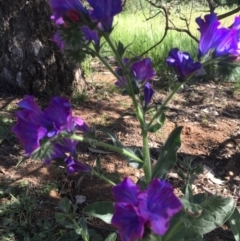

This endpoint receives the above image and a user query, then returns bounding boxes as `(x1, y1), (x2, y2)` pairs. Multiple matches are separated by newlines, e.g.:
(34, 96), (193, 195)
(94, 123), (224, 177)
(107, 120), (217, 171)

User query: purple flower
(43, 138), (90, 173)
(115, 58), (156, 88)
(112, 203), (145, 241)
(44, 138), (78, 164)
(50, 0), (88, 25)
(12, 119), (47, 156)
(112, 177), (139, 205)
(81, 26), (99, 46)
(111, 177), (182, 241)
(138, 179), (182, 235)
(12, 95), (89, 156)
(166, 48), (201, 81)
(144, 82), (154, 106)
(132, 58), (156, 82)
(196, 13), (239, 58)
(12, 96), (49, 155)
(65, 156), (90, 174)
(88, 0), (122, 32)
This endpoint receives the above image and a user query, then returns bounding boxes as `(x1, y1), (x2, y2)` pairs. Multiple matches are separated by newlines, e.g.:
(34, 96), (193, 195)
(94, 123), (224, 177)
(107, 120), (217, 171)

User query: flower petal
(144, 82), (154, 106)
(112, 177), (139, 205)
(43, 96), (73, 133)
(65, 156), (90, 174)
(132, 58), (156, 82)
(12, 120), (47, 156)
(138, 179), (182, 236)
(81, 26), (99, 46)
(111, 203), (144, 241)
(196, 13), (239, 57)
(88, 0), (122, 31)
(166, 48), (201, 81)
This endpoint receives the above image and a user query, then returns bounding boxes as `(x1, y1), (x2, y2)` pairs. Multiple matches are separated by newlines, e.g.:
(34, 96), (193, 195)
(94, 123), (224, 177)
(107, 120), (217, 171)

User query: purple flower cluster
(111, 177), (182, 241)
(49, 0), (122, 48)
(166, 48), (201, 81)
(12, 96), (90, 174)
(196, 13), (240, 58)
(115, 58), (156, 106)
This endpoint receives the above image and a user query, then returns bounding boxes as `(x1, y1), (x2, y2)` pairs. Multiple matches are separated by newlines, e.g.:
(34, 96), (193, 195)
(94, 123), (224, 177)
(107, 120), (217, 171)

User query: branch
(206, 0), (217, 13)
(122, 0), (127, 8)
(144, 0), (199, 48)
(218, 6), (240, 21)
(139, 0), (169, 57)
(168, 26), (199, 43)
(168, 16), (199, 43)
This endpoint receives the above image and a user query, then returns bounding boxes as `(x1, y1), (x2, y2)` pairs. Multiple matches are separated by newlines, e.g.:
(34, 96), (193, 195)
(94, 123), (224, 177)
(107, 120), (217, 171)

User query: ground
(0, 60), (240, 240)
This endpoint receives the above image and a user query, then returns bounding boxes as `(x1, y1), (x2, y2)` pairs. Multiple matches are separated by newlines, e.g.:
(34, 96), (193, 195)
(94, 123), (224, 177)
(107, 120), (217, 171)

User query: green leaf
(116, 41), (131, 58)
(181, 197), (202, 218)
(143, 233), (163, 241)
(148, 112), (166, 133)
(125, 147), (143, 169)
(89, 229), (103, 241)
(79, 217), (89, 240)
(184, 184), (193, 202)
(148, 121), (164, 133)
(105, 233), (117, 241)
(55, 213), (67, 223)
(228, 207), (240, 241)
(183, 195), (235, 238)
(96, 155), (103, 174)
(99, 128), (123, 149)
(152, 126), (183, 179)
(188, 194), (235, 235)
(59, 197), (71, 213)
(164, 194), (235, 240)
(83, 201), (114, 224)
(185, 236), (203, 241)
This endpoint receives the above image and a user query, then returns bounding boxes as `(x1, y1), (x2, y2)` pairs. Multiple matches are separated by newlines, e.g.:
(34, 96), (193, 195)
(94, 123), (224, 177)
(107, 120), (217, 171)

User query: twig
(218, 6), (240, 22)
(206, 0), (217, 13)
(139, 0), (169, 57)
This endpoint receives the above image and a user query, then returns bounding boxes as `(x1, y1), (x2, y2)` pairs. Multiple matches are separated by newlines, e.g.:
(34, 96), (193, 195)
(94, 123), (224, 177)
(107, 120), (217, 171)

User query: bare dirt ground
(0, 62), (240, 240)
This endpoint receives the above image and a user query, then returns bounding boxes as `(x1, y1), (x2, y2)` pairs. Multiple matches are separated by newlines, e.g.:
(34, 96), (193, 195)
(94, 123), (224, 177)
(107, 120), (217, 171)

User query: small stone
(229, 171), (234, 176)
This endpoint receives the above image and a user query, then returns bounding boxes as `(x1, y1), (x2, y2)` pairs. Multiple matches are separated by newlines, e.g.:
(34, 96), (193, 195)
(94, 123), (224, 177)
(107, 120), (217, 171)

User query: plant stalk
(70, 134), (143, 164)
(142, 130), (152, 184)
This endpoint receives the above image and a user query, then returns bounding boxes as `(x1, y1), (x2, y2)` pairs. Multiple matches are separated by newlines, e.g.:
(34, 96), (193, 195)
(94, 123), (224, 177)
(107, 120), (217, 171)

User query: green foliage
(108, 13), (197, 76)
(229, 208), (240, 241)
(152, 126), (183, 179)
(164, 193), (235, 240)
(105, 233), (117, 241)
(0, 183), (53, 240)
(71, 91), (88, 106)
(83, 201), (114, 224)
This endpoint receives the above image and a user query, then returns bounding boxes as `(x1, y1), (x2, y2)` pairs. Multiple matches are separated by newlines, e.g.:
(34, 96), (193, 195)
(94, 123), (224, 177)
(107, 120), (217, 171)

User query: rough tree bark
(0, 0), (86, 96)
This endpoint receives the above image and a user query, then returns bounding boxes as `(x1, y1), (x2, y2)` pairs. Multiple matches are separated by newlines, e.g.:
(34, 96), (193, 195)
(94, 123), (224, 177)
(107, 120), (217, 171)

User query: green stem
(102, 33), (144, 126)
(71, 219), (89, 241)
(148, 61), (210, 129)
(70, 134), (143, 164)
(91, 169), (116, 186)
(142, 130), (152, 184)
(148, 81), (183, 128)
(94, 52), (128, 89)
(163, 219), (184, 241)
(102, 33), (124, 68)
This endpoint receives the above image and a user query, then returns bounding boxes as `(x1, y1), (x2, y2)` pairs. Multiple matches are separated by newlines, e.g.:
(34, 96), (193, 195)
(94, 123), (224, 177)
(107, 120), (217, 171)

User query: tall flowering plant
(12, 1), (240, 241)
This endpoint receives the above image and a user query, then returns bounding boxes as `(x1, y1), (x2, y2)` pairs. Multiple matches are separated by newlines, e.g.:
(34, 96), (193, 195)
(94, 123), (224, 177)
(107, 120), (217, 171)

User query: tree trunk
(0, 0), (86, 96)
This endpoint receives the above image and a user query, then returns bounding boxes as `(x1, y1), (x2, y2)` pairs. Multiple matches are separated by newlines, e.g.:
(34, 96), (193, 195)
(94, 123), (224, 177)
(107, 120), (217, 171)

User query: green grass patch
(100, 5), (238, 76)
